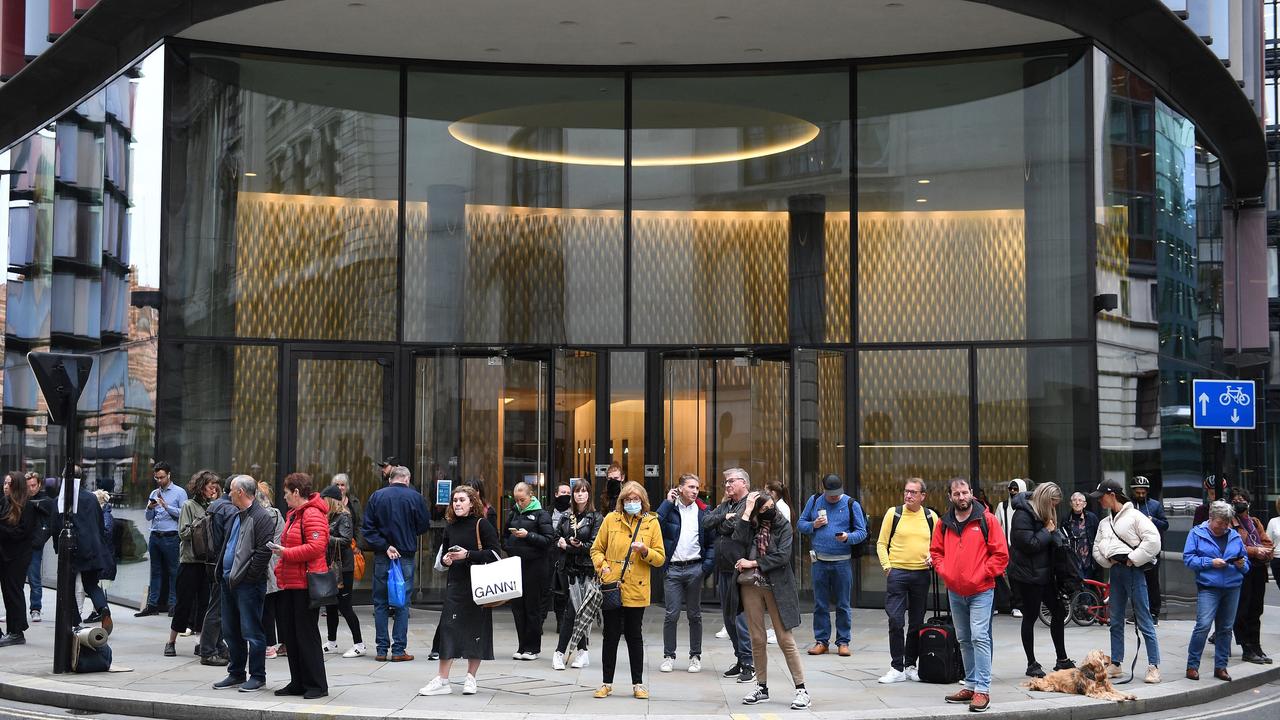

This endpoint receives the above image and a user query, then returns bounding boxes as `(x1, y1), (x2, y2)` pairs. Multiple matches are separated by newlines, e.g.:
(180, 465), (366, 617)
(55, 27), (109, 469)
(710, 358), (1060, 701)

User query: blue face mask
(623, 501), (642, 516)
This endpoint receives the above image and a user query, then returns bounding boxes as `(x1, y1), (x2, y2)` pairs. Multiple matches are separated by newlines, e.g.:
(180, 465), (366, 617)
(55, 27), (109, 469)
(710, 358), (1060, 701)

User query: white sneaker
(463, 673), (477, 695)
(1012, 609), (1023, 618)
(660, 657), (674, 673)
(323, 640), (339, 654)
(878, 668), (908, 684)
(791, 688), (811, 710)
(29, 610), (40, 623)
(512, 651), (524, 660)
(552, 652), (566, 670)
(688, 656), (702, 673)
(767, 628), (778, 645)
(571, 650), (590, 668)
(418, 676), (451, 696)
(716, 626), (729, 639)
(179, 628), (194, 637)
(1145, 665), (1160, 684)
(524, 653), (539, 661)
(904, 666), (920, 682)
(342, 643), (366, 658)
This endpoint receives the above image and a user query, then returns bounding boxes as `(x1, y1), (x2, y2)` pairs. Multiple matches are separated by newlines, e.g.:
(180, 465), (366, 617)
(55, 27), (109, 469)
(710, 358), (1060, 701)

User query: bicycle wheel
(1070, 589), (1100, 626)
(1039, 599), (1054, 628)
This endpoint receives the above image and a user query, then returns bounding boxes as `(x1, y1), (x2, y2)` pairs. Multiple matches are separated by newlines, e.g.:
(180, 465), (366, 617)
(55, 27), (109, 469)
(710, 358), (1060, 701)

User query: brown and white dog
(1023, 650), (1137, 702)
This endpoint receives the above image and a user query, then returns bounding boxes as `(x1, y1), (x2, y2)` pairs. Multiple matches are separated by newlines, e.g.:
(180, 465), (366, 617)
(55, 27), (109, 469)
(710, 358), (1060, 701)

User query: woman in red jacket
(270, 472), (330, 699)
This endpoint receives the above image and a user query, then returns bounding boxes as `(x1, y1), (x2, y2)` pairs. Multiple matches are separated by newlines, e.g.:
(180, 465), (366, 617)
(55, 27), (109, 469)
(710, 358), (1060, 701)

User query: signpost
(28, 352), (94, 674)
(1192, 379), (1256, 430)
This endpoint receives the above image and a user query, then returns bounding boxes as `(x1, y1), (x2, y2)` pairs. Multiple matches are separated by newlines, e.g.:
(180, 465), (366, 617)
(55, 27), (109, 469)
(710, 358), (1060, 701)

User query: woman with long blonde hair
(1007, 481), (1071, 677)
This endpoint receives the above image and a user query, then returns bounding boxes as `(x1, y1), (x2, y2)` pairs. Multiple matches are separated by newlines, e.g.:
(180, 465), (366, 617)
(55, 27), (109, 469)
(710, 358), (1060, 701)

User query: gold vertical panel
(712, 359), (790, 491)
(460, 359), (503, 507)
(858, 210), (1026, 343)
(231, 345), (278, 481)
(233, 192), (397, 340)
(819, 353), (846, 479)
(976, 347), (1030, 489)
(293, 358), (383, 497)
(979, 446), (1029, 492)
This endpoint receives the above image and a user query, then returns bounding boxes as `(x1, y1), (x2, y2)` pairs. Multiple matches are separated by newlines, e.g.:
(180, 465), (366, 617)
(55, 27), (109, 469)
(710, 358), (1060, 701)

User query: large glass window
(404, 72), (625, 345)
(631, 71), (851, 345)
(165, 50), (400, 341)
(857, 50), (1089, 343)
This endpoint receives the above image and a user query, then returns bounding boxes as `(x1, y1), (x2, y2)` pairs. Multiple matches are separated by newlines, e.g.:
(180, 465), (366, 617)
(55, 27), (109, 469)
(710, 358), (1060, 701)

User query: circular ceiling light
(448, 100), (820, 167)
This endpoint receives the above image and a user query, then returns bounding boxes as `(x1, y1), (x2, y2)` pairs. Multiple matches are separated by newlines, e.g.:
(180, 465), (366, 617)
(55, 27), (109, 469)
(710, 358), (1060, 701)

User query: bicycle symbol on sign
(1219, 386), (1252, 407)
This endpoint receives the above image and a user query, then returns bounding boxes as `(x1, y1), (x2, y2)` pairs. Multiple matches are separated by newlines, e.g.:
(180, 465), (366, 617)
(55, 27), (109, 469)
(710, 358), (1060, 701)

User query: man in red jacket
(929, 478), (1009, 714)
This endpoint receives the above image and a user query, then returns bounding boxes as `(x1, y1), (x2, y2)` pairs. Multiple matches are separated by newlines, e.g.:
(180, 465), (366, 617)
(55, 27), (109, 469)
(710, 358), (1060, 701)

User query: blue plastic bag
(388, 558), (408, 608)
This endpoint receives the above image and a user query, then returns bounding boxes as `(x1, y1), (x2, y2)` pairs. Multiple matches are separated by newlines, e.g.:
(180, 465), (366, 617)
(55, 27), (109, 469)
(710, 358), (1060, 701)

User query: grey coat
(216, 502), (275, 590)
(732, 511), (801, 631)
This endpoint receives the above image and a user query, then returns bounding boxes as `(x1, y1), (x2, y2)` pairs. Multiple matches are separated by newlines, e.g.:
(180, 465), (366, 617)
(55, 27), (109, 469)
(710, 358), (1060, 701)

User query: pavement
(0, 588), (1278, 720)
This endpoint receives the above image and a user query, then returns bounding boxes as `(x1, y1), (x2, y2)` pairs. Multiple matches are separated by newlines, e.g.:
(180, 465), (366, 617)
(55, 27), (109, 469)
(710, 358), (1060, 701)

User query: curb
(0, 664), (1277, 720)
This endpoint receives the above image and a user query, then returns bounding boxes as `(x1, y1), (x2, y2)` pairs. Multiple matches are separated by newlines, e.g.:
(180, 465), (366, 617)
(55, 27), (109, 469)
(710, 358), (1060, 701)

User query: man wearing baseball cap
(1128, 476), (1167, 625)
(1090, 478), (1162, 683)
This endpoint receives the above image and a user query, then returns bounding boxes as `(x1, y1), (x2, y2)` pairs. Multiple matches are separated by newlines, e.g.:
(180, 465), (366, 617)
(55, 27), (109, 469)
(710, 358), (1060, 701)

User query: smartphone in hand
(266, 541), (284, 551)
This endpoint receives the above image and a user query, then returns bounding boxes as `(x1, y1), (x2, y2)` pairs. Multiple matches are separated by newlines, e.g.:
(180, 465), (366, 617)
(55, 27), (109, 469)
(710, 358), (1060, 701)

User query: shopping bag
(470, 554), (523, 606)
(387, 558), (408, 608)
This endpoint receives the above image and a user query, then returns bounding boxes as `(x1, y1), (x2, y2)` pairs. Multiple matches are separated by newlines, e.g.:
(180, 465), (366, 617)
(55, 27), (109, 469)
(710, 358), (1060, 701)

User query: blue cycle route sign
(1192, 379), (1256, 430)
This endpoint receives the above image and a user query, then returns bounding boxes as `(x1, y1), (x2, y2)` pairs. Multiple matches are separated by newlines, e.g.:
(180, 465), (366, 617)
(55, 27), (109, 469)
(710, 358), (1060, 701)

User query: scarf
(754, 519), (772, 561)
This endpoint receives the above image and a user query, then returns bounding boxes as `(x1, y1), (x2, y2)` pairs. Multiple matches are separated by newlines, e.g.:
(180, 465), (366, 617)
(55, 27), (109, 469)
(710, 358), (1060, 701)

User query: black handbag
(298, 513), (339, 609)
(599, 516), (643, 611)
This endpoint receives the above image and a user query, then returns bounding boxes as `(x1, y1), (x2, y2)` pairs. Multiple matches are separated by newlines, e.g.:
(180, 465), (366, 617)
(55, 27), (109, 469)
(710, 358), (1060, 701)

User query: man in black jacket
(53, 482), (112, 635)
(701, 467), (754, 683)
(210, 475), (274, 692)
(24, 474), (54, 624)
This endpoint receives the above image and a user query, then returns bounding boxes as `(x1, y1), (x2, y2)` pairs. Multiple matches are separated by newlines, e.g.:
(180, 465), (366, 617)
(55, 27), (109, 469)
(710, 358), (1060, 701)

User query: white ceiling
(178, 0), (1078, 65)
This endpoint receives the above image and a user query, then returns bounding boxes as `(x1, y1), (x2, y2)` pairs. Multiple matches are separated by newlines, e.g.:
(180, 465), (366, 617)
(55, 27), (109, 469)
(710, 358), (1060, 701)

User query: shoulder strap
(888, 505), (903, 545)
(616, 514), (645, 579)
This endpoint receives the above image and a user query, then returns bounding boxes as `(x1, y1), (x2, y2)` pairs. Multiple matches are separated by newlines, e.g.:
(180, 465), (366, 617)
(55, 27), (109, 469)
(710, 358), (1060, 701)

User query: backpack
(189, 511), (218, 564)
(887, 504), (937, 548)
(940, 510), (989, 543)
(917, 572), (964, 683)
(804, 494), (868, 558)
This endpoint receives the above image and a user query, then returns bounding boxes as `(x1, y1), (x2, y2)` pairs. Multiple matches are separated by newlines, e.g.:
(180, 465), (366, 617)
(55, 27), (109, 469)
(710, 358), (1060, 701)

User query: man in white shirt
(656, 473), (715, 674)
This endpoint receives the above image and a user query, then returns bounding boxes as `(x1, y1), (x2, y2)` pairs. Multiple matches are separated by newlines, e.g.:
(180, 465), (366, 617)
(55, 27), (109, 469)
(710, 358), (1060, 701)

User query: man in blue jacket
(798, 474), (867, 656)
(1130, 476), (1168, 625)
(656, 473), (715, 673)
(362, 466), (431, 662)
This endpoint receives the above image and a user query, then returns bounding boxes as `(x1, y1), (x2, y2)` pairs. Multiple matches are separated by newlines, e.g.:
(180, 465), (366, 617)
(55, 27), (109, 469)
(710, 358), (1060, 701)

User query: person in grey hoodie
(210, 475), (275, 693)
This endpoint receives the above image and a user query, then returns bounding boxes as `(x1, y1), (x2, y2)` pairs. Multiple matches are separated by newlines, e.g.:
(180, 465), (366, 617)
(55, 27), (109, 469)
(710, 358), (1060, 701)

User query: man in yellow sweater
(875, 478), (937, 684)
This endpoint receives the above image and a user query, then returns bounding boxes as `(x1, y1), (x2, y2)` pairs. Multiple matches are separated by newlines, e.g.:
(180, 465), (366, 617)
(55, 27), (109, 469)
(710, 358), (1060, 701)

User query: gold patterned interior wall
(715, 360), (791, 492)
(233, 192), (397, 340)
(818, 353), (845, 480)
(230, 345), (278, 481)
(977, 347), (1030, 485)
(858, 210), (1026, 343)
(293, 358), (384, 500)
(632, 211), (851, 345)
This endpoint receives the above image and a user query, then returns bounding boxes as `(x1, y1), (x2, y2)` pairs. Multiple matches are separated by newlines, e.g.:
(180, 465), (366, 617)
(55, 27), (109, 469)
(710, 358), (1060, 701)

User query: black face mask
(1233, 501), (1250, 515)
(554, 495), (572, 512)
(757, 506), (777, 523)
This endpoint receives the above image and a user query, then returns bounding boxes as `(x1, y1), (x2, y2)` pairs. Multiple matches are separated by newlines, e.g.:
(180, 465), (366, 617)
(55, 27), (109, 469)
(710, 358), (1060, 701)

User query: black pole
(53, 404), (79, 674)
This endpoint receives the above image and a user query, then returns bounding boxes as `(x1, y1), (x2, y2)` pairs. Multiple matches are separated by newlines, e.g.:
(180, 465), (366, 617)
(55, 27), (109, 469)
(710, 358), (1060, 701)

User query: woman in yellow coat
(590, 480), (665, 699)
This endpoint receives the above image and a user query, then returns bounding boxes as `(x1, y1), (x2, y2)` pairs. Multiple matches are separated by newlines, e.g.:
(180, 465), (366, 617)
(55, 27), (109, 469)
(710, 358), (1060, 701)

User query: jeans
(26, 550), (42, 611)
(80, 570), (108, 615)
(1108, 563), (1160, 666)
(662, 562), (703, 658)
(146, 533), (180, 608)
(1187, 584), (1239, 671)
(220, 579), (267, 682)
(885, 568), (929, 670)
(1143, 563), (1161, 618)
(372, 554), (413, 656)
(812, 559), (854, 646)
(717, 571), (753, 666)
(948, 588), (994, 693)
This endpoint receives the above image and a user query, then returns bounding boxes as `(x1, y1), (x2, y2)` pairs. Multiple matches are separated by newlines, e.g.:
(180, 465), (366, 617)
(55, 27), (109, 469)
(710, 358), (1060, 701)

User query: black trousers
(510, 558), (548, 654)
(1012, 579), (1066, 665)
(0, 549), (33, 635)
(262, 592), (278, 646)
(170, 563), (210, 634)
(326, 571), (363, 644)
(602, 606), (645, 685)
(1234, 563), (1268, 650)
(555, 576), (589, 653)
(277, 589), (327, 693)
(1144, 563), (1162, 618)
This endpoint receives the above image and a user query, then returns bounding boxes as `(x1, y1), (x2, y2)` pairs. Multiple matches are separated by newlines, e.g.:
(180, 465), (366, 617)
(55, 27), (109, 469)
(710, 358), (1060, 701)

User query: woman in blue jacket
(1184, 500), (1250, 681)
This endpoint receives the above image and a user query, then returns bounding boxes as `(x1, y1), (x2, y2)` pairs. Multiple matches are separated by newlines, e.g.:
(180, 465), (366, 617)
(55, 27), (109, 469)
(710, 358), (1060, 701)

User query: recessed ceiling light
(915, 197), (927, 203)
(714, 15), (732, 21)
(886, 2), (905, 7)
(618, 40), (636, 46)
(243, 172), (257, 177)
(347, 1), (365, 6)
(559, 20), (578, 26)
(917, 178), (930, 184)
(745, 48), (764, 53)
(484, 48), (500, 53)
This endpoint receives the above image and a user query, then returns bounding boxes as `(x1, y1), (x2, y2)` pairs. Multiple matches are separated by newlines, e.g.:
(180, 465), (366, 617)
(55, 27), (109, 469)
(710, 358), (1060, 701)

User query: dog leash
(1112, 619), (1141, 685)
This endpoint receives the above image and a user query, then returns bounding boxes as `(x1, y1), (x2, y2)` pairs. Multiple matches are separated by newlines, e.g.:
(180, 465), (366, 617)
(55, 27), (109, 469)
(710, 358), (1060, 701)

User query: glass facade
(0, 38), (1252, 610)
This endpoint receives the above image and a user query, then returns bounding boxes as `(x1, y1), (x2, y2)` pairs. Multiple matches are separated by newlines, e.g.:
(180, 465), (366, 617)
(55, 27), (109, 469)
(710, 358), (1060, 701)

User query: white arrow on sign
(1231, 408), (1240, 423)
(1199, 393), (1209, 415)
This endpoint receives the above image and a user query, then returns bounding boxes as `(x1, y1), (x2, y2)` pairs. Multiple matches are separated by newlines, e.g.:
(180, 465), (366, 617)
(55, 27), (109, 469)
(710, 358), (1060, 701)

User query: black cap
(822, 474), (843, 495)
(375, 456), (396, 468)
(319, 485), (342, 501)
(1130, 475), (1150, 490)
(1088, 478), (1127, 501)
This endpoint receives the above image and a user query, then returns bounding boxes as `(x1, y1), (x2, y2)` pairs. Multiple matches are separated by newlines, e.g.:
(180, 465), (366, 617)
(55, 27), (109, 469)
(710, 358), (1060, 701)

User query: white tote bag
(470, 554), (523, 607)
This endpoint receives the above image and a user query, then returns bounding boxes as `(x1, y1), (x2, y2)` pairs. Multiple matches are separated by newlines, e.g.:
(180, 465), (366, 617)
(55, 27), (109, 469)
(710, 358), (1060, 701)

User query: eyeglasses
(903, 489), (923, 496)
(725, 477), (746, 484)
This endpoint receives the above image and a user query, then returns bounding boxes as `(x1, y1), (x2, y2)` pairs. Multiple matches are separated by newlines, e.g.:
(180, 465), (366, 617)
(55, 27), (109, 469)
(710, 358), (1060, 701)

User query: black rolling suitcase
(916, 572), (964, 684)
